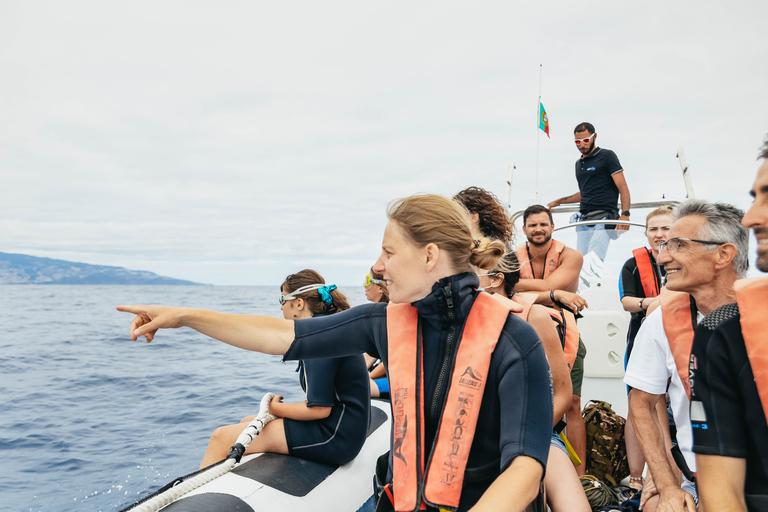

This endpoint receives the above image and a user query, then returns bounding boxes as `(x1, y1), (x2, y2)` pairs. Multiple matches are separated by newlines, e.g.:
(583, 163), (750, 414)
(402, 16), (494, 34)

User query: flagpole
(535, 64), (542, 204)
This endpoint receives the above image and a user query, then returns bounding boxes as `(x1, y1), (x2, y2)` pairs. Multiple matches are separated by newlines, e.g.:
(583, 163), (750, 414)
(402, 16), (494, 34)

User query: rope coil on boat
(123, 392), (277, 512)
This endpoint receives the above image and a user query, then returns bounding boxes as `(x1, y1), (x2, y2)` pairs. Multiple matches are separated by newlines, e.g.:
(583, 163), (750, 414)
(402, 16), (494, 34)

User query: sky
(1, 1), (766, 285)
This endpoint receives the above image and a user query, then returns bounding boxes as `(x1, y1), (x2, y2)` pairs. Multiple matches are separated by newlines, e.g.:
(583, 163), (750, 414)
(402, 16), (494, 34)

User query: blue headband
(317, 284), (337, 307)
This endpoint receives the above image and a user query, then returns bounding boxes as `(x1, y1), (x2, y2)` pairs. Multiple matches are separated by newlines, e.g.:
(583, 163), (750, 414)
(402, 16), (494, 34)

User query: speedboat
(117, 150), (693, 511)
(118, 399), (391, 512)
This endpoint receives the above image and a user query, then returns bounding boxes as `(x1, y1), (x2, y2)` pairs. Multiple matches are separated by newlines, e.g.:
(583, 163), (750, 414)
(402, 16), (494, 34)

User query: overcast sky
(2, 1), (766, 285)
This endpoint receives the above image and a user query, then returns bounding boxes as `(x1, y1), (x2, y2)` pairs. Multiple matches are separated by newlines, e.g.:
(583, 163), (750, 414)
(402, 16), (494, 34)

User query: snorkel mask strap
(281, 283), (325, 305)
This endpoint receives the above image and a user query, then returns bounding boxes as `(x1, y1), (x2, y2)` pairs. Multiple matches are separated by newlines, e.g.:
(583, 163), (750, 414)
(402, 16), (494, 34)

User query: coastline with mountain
(0, 252), (204, 285)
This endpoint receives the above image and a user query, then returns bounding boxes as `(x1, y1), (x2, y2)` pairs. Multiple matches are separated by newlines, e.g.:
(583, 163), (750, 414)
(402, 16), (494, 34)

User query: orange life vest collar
(386, 292), (512, 512)
(516, 239), (565, 280)
(632, 247), (661, 298)
(735, 277), (768, 419)
(660, 289), (697, 400)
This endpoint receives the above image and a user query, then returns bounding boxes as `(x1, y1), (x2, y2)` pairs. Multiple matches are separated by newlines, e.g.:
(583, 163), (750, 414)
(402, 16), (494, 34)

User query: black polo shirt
(575, 147), (623, 215)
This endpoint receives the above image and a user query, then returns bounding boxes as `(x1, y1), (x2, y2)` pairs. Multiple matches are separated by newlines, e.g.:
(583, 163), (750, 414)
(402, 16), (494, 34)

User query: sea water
(0, 285), (368, 512)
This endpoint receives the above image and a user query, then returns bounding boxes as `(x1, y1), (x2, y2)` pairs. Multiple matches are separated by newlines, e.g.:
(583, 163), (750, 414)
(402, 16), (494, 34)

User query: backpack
(582, 400), (629, 486)
(579, 475), (618, 511)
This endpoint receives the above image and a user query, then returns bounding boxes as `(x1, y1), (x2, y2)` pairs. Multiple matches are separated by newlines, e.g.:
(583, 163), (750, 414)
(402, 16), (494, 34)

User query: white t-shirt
(624, 308), (696, 476)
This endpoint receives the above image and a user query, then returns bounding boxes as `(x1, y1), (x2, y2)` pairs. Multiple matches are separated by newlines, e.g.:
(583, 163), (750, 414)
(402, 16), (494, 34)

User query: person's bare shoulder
(559, 246), (583, 271)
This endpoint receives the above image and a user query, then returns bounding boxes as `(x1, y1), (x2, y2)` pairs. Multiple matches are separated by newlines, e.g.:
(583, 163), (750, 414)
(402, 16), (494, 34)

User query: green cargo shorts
(570, 336), (587, 397)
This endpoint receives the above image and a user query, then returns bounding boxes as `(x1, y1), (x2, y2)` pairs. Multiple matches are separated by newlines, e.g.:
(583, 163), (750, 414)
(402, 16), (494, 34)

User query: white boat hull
(137, 400), (391, 512)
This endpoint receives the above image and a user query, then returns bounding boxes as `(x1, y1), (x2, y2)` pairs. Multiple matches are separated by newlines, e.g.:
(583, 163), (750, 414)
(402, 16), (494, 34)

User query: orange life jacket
(632, 247), (661, 298)
(386, 292), (513, 512)
(660, 289), (697, 400)
(735, 277), (768, 419)
(514, 240), (578, 369)
(516, 240), (565, 280)
(554, 308), (578, 370)
(508, 292), (577, 370)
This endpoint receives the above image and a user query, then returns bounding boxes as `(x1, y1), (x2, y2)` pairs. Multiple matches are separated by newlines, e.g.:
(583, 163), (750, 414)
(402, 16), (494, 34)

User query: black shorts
(283, 405), (367, 466)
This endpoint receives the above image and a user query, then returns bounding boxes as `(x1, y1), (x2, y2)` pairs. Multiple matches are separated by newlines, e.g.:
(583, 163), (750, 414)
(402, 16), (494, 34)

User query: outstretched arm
(116, 305), (295, 355)
(547, 192), (581, 209)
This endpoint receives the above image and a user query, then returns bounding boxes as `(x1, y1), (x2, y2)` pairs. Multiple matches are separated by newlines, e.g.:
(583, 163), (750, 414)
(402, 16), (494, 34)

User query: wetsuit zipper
(415, 317), (424, 503)
(428, 283), (456, 426)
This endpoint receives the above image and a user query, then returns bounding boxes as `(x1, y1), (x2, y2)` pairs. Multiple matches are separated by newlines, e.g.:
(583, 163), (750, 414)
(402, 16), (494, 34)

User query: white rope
(131, 392), (277, 512)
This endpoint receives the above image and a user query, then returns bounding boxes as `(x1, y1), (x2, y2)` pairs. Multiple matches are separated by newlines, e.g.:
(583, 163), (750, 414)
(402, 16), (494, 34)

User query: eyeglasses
(364, 274), (387, 288)
(658, 237), (727, 254)
(476, 272), (501, 278)
(574, 133), (596, 145)
(279, 284), (324, 305)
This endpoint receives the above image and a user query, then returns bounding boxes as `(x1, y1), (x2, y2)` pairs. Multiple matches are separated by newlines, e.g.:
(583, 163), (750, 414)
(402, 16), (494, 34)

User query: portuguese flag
(539, 102), (550, 138)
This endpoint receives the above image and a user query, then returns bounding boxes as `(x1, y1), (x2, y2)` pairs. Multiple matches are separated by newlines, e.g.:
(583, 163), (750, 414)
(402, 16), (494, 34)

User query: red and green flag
(539, 102), (549, 138)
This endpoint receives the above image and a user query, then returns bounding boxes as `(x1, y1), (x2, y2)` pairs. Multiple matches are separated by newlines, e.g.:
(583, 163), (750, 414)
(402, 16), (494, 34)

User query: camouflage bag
(582, 400), (629, 486)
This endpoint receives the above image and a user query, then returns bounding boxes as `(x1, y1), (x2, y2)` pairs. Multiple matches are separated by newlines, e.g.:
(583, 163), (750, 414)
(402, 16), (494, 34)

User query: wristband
(639, 298), (645, 310)
(550, 290), (556, 303)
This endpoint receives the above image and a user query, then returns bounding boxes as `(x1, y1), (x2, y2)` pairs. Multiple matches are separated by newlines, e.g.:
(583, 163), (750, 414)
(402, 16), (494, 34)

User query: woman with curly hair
(453, 186), (515, 243)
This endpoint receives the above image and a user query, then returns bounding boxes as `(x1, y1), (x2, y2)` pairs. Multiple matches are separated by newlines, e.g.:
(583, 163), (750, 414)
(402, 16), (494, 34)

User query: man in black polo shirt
(548, 122), (631, 261)
(691, 136), (768, 511)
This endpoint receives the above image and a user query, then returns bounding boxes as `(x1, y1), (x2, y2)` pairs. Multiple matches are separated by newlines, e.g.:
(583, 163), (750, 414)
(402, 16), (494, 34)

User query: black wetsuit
(285, 272), (553, 512)
(690, 304), (768, 511)
(283, 347), (370, 466)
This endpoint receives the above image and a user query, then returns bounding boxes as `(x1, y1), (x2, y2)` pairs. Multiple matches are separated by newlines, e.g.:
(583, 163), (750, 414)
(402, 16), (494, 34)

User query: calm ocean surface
(0, 285), (369, 512)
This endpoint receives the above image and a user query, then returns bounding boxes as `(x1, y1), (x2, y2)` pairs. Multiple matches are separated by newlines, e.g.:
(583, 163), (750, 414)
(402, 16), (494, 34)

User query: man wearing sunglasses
(689, 137), (768, 512)
(624, 199), (748, 512)
(547, 122), (631, 261)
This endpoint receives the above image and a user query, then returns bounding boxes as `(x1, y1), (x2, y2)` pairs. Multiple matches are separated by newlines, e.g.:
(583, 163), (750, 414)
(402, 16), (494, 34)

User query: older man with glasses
(689, 137), (768, 512)
(547, 122), (632, 261)
(623, 199), (749, 512)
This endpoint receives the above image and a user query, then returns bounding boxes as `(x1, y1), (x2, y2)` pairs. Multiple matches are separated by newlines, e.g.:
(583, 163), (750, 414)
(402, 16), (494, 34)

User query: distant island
(0, 252), (204, 285)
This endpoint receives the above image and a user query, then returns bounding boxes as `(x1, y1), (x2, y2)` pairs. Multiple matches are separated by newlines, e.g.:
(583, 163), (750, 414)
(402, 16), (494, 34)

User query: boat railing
(554, 219), (644, 231)
(510, 199), (681, 227)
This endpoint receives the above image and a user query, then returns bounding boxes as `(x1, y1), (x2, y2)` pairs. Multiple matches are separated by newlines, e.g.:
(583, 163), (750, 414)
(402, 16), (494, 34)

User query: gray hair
(673, 199), (749, 278)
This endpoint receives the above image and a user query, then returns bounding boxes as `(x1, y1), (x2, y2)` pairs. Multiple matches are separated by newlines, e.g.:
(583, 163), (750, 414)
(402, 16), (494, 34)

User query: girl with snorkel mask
(198, 269), (370, 469)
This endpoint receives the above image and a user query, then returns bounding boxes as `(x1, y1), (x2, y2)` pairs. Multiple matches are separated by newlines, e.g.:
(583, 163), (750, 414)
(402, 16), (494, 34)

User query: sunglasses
(279, 284), (324, 305)
(364, 274), (387, 288)
(658, 237), (726, 254)
(574, 133), (596, 145)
